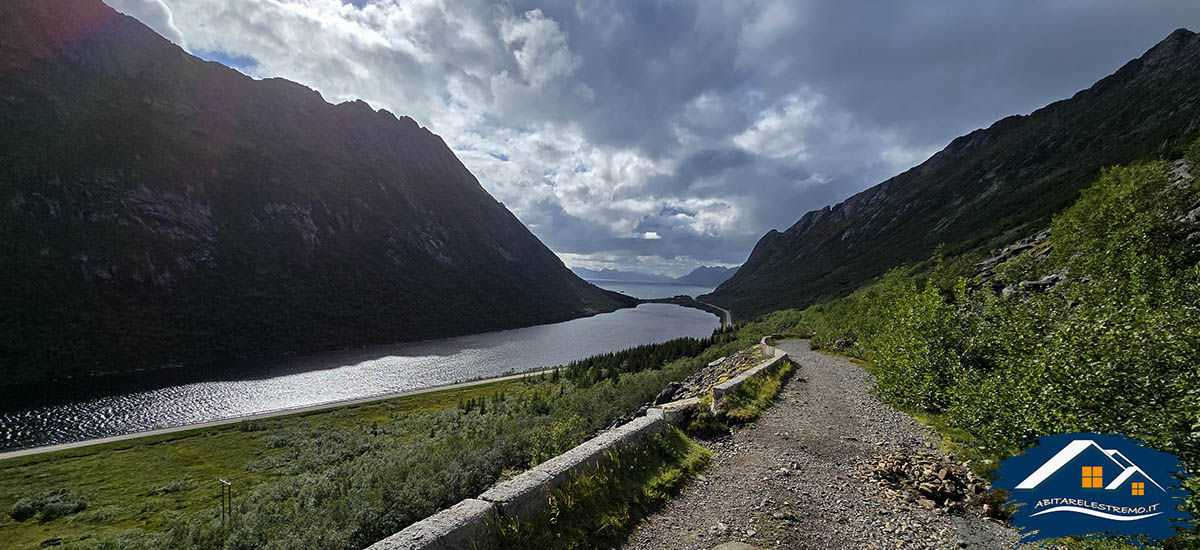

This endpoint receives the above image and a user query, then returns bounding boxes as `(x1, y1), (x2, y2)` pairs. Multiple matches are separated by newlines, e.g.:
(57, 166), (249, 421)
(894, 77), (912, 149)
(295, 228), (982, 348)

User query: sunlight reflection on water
(0, 304), (719, 450)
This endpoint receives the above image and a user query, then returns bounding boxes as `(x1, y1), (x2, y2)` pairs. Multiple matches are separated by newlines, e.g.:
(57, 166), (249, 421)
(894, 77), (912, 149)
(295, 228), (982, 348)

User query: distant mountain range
(0, 0), (634, 384)
(707, 28), (1200, 320)
(673, 265), (739, 286)
(572, 265), (738, 287)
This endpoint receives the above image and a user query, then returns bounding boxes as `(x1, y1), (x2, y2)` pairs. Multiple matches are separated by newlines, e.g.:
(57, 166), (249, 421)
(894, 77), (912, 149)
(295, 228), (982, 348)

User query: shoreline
(0, 368), (554, 461)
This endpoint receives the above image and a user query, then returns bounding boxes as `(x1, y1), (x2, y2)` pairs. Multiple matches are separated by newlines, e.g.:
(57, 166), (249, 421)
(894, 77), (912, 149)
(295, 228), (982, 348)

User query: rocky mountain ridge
(707, 28), (1200, 319)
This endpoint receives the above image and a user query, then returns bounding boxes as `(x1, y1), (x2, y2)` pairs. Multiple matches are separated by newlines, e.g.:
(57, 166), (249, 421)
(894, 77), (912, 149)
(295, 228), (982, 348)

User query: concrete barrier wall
(711, 352), (790, 414)
(367, 410), (667, 550)
(367, 342), (793, 549)
(760, 336), (786, 359)
(368, 499), (495, 550)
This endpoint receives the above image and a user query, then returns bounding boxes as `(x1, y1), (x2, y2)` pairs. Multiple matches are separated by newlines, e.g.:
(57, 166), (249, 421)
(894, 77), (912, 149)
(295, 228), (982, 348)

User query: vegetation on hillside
(764, 141), (1200, 546)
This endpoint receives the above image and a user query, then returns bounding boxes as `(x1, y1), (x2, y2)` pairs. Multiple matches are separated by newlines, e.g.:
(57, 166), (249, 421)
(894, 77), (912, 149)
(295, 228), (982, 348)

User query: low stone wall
(710, 352), (789, 414)
(367, 342), (793, 549)
(368, 499), (495, 550)
(760, 335), (786, 360)
(367, 410), (667, 550)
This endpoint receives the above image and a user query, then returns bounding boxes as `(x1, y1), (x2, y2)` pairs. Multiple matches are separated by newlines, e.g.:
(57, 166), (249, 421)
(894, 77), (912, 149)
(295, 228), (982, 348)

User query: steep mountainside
(674, 265), (738, 287)
(707, 28), (1200, 319)
(0, 0), (634, 383)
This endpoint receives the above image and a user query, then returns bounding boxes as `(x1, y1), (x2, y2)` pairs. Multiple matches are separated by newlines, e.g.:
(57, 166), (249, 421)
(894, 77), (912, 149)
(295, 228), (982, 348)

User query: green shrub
(155, 477), (198, 495)
(10, 489), (87, 522)
(69, 504), (122, 524)
(1187, 135), (1200, 167)
(529, 414), (586, 466)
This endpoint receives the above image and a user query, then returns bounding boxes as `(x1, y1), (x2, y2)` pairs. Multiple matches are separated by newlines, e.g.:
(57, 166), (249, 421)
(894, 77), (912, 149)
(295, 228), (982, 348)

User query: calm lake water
(0, 303), (719, 451)
(585, 279), (716, 299)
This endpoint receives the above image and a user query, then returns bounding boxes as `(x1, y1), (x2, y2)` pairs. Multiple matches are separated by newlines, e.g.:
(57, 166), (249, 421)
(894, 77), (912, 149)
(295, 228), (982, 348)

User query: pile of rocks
(869, 452), (996, 516)
(976, 229), (1050, 281)
(674, 349), (768, 400)
(611, 349), (771, 428)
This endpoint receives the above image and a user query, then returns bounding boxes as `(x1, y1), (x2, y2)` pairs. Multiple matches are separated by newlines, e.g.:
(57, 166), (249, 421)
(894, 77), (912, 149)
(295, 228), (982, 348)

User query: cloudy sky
(105, 0), (1199, 276)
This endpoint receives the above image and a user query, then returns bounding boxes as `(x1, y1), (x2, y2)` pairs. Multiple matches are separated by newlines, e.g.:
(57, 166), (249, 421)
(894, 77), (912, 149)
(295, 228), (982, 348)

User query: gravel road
(622, 339), (1025, 549)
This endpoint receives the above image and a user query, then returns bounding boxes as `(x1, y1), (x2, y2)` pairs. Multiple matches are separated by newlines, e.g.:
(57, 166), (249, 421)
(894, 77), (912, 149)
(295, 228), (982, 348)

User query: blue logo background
(993, 432), (1191, 542)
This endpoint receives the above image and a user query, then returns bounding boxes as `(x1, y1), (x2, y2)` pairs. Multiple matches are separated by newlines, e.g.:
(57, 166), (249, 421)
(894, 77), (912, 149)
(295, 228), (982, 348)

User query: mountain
(674, 265), (738, 287)
(571, 268), (676, 283)
(706, 28), (1200, 320)
(0, 0), (635, 384)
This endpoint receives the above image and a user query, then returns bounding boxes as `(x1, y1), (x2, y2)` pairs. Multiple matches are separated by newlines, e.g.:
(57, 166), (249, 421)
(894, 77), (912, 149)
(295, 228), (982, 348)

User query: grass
(719, 359), (795, 424)
(0, 376), (530, 550)
(491, 427), (711, 549)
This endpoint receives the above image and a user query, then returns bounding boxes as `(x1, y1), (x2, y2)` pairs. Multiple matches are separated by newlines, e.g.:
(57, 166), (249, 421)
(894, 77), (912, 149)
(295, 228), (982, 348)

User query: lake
(585, 279), (716, 299)
(0, 303), (719, 451)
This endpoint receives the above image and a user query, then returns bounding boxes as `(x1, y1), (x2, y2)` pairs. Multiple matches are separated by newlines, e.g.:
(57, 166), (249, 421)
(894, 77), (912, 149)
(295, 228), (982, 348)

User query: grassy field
(0, 376), (530, 550)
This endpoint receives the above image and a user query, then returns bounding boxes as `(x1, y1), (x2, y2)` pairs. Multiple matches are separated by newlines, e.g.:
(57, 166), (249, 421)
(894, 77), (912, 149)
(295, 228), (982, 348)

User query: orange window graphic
(1132, 482), (1145, 496)
(1082, 466), (1103, 488)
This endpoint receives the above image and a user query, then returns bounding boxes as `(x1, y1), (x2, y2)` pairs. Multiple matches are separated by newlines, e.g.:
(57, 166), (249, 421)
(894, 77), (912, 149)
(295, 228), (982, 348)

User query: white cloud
(104, 0), (187, 47)
(498, 9), (579, 86)
(102, 0), (1199, 275)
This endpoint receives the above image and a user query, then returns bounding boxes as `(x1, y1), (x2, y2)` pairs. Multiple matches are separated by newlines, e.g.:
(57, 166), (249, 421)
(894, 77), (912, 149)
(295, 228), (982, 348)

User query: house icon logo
(993, 433), (1191, 542)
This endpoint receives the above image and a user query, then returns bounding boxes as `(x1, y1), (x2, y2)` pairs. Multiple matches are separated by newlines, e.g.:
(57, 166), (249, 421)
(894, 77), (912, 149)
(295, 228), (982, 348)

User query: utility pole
(218, 478), (232, 531)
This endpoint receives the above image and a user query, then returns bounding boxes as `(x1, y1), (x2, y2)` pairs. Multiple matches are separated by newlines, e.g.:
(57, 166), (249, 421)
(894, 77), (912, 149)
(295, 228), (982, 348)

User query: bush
(10, 489), (87, 522)
(156, 477), (198, 495)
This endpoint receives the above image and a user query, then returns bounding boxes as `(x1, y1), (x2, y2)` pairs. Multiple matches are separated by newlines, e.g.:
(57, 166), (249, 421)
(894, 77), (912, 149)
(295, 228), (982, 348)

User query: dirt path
(623, 340), (1024, 549)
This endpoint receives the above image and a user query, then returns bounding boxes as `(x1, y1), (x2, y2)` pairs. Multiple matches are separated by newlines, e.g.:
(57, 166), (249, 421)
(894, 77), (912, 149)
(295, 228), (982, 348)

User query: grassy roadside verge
(492, 428), (711, 549)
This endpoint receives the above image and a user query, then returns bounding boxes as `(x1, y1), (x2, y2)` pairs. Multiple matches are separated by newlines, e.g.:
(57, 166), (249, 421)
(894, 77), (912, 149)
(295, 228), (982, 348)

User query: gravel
(621, 340), (1031, 550)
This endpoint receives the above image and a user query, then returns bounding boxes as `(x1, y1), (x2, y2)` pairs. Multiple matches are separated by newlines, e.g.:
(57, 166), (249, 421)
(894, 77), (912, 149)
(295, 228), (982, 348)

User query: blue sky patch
(193, 49), (259, 73)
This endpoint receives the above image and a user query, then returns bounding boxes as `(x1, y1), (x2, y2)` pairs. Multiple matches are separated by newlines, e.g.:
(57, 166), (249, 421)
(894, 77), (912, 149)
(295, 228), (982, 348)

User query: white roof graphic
(1014, 439), (1164, 491)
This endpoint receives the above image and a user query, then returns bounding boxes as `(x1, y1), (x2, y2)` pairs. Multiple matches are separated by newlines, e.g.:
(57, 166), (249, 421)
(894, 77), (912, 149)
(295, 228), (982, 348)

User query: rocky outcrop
(0, 0), (634, 383)
(706, 28), (1200, 319)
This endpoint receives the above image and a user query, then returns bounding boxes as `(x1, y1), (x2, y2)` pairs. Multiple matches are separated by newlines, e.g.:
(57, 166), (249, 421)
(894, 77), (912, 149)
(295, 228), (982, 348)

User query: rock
(40, 539), (63, 548)
(1018, 271), (1064, 291)
(833, 338), (855, 350)
(653, 382), (681, 405)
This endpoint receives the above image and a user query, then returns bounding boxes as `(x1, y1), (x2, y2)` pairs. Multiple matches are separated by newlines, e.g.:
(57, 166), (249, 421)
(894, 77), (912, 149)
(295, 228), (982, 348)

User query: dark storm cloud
(105, 0), (1200, 275)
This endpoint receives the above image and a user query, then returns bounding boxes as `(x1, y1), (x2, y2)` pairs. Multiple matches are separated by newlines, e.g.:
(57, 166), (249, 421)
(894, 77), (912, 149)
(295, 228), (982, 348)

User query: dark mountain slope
(0, 0), (634, 383)
(707, 28), (1200, 319)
